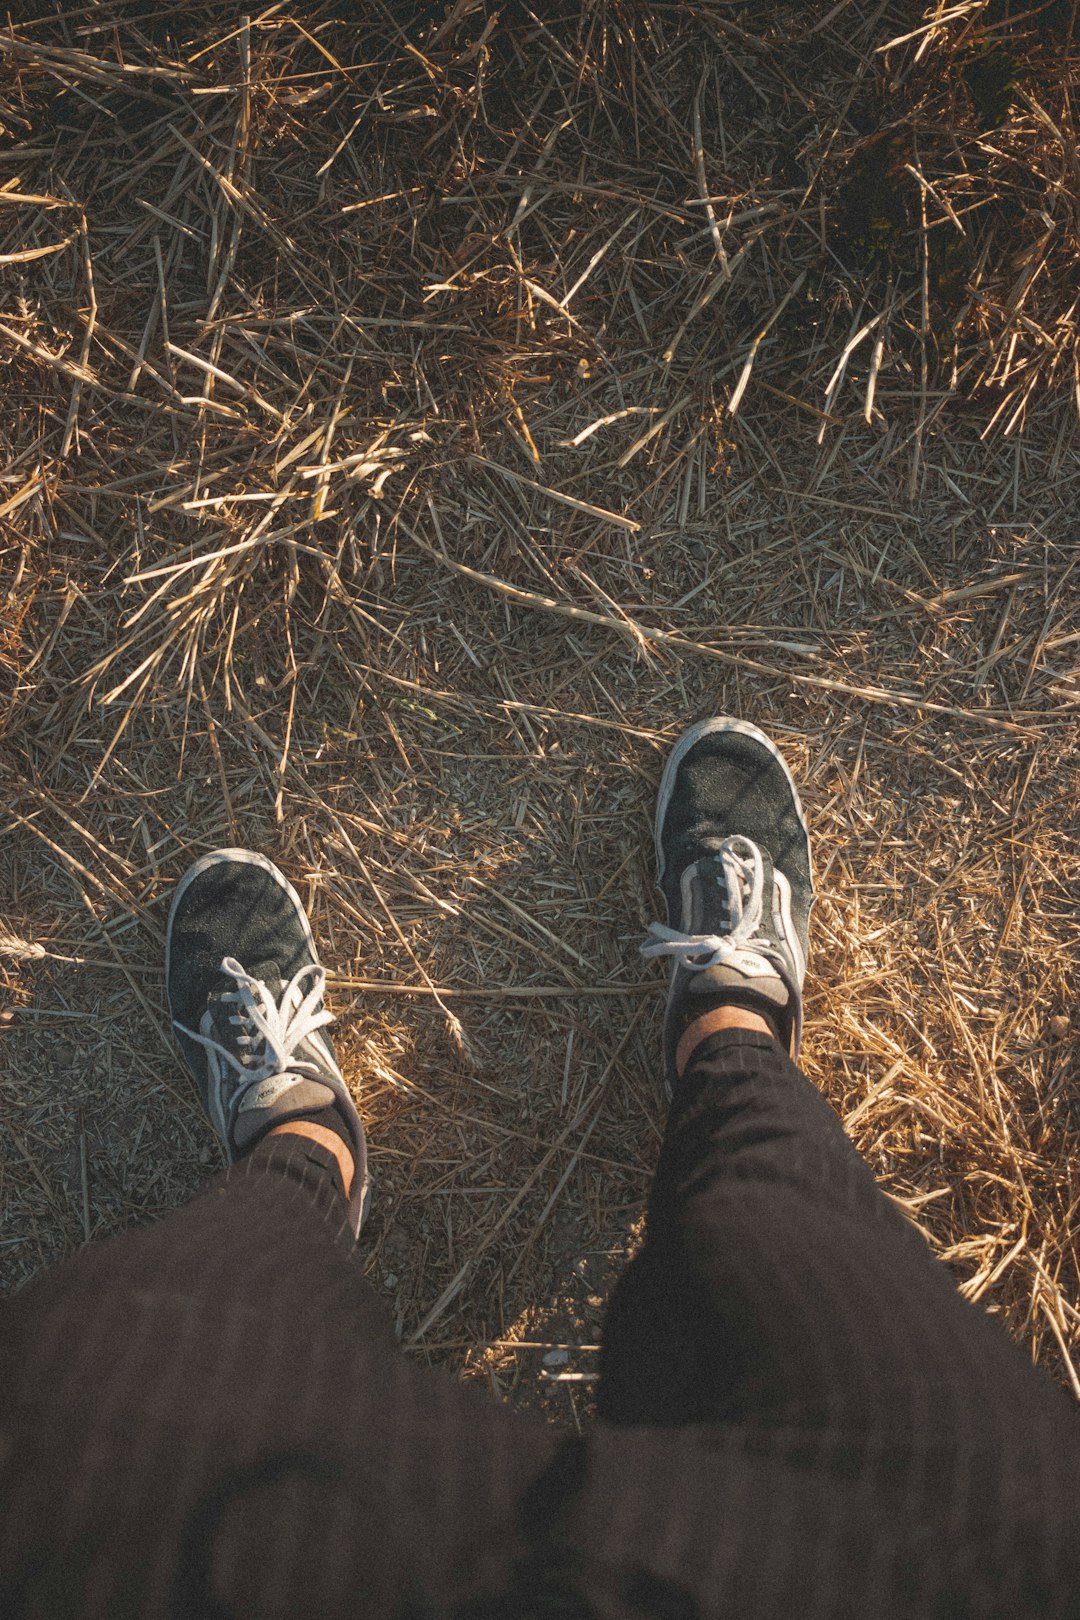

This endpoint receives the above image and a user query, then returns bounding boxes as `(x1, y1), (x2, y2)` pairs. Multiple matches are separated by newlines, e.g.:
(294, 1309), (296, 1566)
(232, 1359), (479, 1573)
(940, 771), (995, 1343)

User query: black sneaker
(166, 849), (369, 1236)
(642, 718), (813, 1094)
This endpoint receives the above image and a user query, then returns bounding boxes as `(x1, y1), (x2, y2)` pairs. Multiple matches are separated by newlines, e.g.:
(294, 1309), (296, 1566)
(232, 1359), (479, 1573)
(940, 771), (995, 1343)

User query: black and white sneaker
(166, 849), (369, 1236)
(642, 718), (813, 1094)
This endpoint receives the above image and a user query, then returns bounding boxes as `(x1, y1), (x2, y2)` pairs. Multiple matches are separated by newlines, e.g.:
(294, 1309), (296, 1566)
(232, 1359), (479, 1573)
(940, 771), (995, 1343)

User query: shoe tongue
(232, 1075), (338, 1151)
(689, 844), (774, 936)
(206, 958), (284, 1041)
(684, 845), (791, 1030)
(685, 957), (791, 1012)
(682, 946), (794, 1051)
(209, 957), (283, 997)
(246, 958), (285, 992)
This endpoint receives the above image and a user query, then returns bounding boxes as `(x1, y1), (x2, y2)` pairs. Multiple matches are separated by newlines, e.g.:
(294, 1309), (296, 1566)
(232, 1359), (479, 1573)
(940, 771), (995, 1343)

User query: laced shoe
(166, 849), (369, 1236)
(641, 718), (813, 1094)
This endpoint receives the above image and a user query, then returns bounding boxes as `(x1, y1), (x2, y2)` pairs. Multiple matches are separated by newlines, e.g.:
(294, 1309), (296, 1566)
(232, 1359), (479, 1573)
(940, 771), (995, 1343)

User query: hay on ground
(0, 1), (1078, 1415)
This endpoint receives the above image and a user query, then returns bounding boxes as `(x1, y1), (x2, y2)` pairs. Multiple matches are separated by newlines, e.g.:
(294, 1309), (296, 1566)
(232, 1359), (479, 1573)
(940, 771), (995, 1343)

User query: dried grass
(0, 0), (1078, 1417)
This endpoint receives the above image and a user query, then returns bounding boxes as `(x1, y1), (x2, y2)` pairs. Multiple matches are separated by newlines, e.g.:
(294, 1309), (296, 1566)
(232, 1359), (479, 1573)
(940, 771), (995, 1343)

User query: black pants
(2, 1031), (1078, 1619)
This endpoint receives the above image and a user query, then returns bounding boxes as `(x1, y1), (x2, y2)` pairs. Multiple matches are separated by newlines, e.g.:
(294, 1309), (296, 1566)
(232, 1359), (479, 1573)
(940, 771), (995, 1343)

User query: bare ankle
(266, 1120), (355, 1198)
(675, 1006), (776, 1079)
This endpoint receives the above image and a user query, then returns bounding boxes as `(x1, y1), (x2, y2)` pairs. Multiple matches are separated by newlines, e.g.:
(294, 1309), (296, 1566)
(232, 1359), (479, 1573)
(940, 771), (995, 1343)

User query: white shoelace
(175, 955), (338, 1088)
(641, 834), (785, 973)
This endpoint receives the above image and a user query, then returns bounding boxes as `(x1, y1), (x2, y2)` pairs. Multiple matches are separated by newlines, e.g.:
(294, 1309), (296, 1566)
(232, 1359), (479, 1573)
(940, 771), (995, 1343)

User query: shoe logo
(239, 1073), (298, 1113)
(728, 948), (776, 978)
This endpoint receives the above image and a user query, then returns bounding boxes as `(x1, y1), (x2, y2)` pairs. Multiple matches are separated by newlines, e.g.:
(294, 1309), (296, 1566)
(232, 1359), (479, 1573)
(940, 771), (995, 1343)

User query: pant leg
(597, 1028), (1076, 1432)
(4, 1051), (1080, 1620)
(0, 1133), (560, 1620)
(569, 1030), (1080, 1617)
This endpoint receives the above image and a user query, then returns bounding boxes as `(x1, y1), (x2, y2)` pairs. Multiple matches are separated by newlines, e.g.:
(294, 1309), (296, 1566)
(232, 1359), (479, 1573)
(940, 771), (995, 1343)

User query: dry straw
(0, 1), (1077, 1415)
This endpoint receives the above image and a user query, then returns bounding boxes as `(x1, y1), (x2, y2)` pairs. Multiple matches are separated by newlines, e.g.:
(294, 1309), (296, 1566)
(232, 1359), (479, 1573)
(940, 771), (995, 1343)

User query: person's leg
(589, 989), (1080, 1615)
(0, 850), (559, 1619)
(0, 1129), (559, 1619)
(599, 1022), (1077, 1428)
(598, 719), (1076, 1432)
(2, 821), (1078, 1620)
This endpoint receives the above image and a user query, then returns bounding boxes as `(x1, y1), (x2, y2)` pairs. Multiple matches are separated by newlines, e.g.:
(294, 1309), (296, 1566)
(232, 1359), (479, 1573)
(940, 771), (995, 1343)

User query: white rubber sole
(654, 716), (812, 883)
